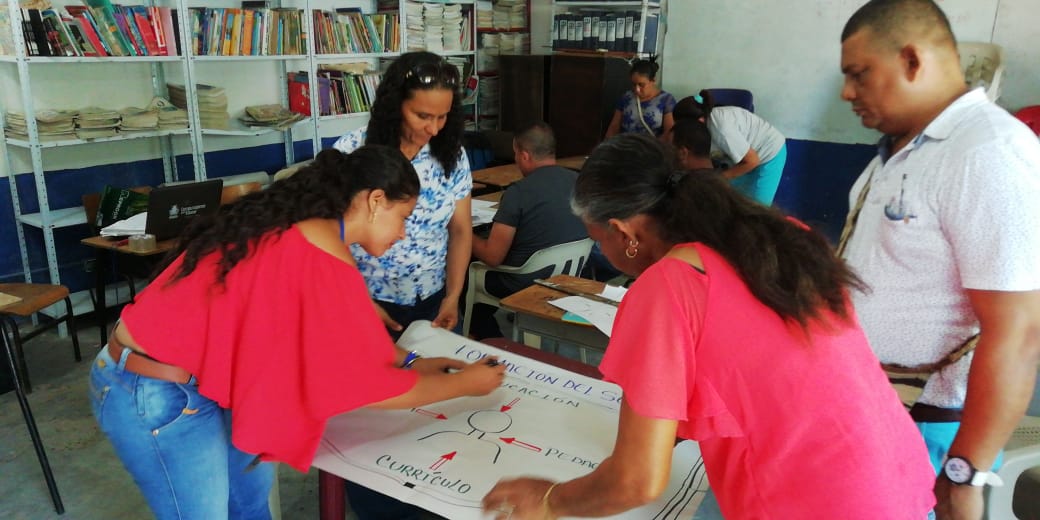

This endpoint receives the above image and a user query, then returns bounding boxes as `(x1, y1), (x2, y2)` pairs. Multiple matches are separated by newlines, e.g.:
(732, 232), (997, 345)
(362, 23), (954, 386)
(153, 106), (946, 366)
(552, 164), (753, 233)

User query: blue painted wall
(0, 136), (875, 291)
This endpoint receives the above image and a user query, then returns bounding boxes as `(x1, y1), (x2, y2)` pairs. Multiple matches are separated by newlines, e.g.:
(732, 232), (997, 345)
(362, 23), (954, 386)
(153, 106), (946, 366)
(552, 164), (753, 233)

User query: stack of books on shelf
(239, 104), (304, 131)
(441, 4), (464, 52)
(15, 3), (180, 57)
(148, 96), (190, 130)
(77, 107), (121, 138)
(187, 6), (305, 56)
(168, 83), (230, 130)
(311, 8), (400, 55)
(405, 1), (472, 53)
(493, 0), (526, 30)
(476, 1), (494, 30)
(3, 110), (77, 140)
(119, 106), (160, 132)
(405, 1), (440, 52)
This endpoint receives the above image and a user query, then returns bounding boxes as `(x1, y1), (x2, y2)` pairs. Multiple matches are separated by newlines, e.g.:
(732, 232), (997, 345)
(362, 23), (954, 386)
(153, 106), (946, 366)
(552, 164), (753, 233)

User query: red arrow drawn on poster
(413, 408), (447, 420)
(430, 451), (456, 470)
(500, 398), (520, 412)
(500, 437), (542, 452)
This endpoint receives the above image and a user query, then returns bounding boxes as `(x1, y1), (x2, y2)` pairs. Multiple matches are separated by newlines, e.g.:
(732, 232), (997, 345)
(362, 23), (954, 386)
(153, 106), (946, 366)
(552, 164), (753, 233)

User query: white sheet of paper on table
(598, 284), (628, 302)
(313, 321), (709, 520)
(547, 295), (618, 337)
(471, 199), (498, 226)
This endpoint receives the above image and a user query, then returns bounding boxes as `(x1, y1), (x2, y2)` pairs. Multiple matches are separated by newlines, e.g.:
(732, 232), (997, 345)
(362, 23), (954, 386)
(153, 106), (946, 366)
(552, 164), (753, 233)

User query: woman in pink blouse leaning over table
(483, 133), (936, 519)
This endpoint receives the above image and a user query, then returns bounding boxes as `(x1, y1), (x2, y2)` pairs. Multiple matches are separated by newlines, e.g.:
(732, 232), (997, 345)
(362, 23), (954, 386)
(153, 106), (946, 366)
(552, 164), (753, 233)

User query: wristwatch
(941, 456), (1004, 487)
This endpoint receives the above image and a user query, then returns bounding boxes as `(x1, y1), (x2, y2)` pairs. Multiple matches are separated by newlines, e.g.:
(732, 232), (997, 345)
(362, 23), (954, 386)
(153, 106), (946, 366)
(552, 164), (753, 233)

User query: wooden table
(471, 155), (586, 189)
(474, 191), (503, 204)
(316, 337), (601, 520)
(500, 274), (610, 356)
(80, 236), (176, 344)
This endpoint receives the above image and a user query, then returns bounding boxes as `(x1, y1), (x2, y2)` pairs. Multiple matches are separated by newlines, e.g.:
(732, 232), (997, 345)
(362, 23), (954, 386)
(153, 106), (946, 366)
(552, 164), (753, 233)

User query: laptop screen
(145, 179), (224, 240)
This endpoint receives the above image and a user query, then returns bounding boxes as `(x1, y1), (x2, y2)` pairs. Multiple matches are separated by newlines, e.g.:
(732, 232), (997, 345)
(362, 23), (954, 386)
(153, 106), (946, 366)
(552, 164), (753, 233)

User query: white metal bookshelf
(1, 0), (478, 290)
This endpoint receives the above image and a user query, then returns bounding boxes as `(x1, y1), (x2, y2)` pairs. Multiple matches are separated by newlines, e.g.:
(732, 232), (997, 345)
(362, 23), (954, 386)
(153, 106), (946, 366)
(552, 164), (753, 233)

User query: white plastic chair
(985, 368), (1040, 520)
(958, 42), (1005, 102)
(462, 238), (594, 337)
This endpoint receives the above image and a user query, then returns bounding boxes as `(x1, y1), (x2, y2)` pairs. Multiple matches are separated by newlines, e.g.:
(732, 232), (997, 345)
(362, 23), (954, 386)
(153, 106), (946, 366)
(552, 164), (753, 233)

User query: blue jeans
(89, 346), (274, 520)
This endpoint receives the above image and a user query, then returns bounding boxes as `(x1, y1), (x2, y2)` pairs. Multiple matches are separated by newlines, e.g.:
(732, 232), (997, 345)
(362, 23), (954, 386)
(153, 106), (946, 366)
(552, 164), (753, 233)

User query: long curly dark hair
(162, 146), (419, 285)
(573, 134), (866, 330)
(366, 51), (466, 175)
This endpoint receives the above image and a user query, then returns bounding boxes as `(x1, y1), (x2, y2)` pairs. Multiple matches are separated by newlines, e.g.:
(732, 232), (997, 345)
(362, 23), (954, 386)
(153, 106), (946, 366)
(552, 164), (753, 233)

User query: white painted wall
(661, 0), (1039, 145)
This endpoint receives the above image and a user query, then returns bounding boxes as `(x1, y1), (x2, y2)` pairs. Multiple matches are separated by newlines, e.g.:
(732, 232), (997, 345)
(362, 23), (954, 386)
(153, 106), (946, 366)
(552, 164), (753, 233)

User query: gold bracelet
(542, 482), (559, 517)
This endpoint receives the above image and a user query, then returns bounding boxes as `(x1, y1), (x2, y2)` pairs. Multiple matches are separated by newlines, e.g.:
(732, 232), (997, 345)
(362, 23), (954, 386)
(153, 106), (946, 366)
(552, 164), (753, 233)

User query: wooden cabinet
(499, 53), (628, 157)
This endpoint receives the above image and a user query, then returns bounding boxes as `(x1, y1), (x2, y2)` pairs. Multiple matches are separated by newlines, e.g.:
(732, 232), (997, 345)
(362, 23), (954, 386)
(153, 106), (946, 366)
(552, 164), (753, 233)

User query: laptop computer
(145, 179), (223, 240)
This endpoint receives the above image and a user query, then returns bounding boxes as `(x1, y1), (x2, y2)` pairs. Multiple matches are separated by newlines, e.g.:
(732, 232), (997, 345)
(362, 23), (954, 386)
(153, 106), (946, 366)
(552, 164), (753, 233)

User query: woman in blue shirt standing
(333, 51), (472, 339)
(604, 57), (677, 139)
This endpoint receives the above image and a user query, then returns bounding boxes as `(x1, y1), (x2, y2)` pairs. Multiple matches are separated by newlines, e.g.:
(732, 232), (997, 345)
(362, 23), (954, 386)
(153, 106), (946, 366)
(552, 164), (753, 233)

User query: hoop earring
(624, 240), (638, 259)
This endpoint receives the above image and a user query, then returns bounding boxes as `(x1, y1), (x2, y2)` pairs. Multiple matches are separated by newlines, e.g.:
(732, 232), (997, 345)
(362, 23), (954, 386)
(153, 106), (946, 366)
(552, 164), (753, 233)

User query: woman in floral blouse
(334, 51), (472, 340)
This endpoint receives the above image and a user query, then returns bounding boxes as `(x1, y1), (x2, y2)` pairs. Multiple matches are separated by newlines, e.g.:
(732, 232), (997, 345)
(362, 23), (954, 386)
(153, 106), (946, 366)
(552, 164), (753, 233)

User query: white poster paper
(313, 321), (709, 519)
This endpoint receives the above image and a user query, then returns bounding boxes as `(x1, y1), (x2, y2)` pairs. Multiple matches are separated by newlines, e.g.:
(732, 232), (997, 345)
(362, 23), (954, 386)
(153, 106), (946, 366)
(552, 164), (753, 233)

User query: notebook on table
(145, 179), (223, 241)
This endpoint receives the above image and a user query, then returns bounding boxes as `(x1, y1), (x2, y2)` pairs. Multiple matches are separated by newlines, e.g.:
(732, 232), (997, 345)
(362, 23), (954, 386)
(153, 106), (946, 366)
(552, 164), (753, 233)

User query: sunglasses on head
(404, 61), (460, 88)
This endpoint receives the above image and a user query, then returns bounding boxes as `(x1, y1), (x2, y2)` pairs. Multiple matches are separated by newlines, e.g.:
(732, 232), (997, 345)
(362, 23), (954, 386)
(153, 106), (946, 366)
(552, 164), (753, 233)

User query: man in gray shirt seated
(470, 122), (589, 338)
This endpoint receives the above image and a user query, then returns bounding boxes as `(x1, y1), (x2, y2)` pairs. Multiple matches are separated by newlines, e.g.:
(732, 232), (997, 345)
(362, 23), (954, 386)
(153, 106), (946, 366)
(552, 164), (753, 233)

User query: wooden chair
(1, 318), (63, 514)
(462, 238), (594, 337)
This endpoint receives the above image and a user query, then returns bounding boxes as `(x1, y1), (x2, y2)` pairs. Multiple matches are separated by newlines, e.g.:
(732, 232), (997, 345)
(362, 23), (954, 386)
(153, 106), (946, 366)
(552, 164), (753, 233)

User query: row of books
(188, 7), (304, 56)
(288, 69), (382, 117)
(551, 11), (659, 54)
(311, 9), (400, 55)
(17, 3), (179, 57)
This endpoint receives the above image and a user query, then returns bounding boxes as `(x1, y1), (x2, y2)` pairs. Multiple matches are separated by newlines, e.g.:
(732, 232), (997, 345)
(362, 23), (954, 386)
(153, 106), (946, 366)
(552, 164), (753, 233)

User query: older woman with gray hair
(482, 134), (934, 519)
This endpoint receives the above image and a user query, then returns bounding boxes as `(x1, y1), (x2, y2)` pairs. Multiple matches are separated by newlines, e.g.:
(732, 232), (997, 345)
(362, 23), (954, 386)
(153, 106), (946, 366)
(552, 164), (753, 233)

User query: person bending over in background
(672, 117), (714, 172)
(90, 147), (505, 520)
(483, 134), (934, 520)
(604, 57), (676, 139)
(469, 121), (588, 339)
(674, 90), (787, 205)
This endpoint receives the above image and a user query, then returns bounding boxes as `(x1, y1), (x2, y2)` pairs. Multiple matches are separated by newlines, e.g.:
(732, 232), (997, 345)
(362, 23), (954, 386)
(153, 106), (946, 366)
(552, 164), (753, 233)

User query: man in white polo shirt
(839, 0), (1040, 517)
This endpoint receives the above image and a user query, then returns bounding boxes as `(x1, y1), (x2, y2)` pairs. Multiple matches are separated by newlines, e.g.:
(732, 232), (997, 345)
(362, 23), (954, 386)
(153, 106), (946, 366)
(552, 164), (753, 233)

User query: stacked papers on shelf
(494, 0), (526, 29)
(119, 106), (160, 132)
(476, 1), (493, 29)
(239, 104), (305, 131)
(150, 97), (189, 130)
(168, 83), (230, 130)
(442, 4), (464, 52)
(77, 107), (120, 139)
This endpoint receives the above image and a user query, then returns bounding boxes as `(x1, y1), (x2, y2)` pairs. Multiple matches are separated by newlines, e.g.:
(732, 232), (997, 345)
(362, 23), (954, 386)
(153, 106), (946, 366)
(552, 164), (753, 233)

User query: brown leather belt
(909, 403), (962, 423)
(107, 337), (192, 385)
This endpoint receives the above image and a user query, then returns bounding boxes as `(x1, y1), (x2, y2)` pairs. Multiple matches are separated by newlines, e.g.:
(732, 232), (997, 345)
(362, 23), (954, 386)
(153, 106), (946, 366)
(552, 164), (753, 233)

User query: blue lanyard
(339, 217), (345, 242)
